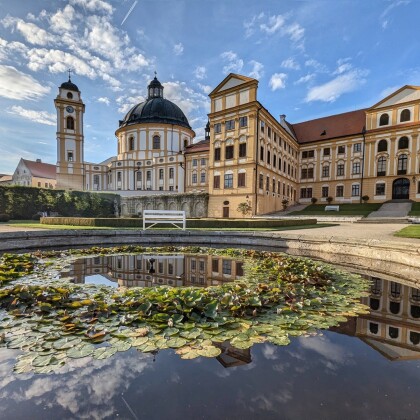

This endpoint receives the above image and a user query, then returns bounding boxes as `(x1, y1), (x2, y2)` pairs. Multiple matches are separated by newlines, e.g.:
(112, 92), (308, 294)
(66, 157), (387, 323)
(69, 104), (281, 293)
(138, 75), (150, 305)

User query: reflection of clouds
(297, 335), (353, 371)
(0, 349), (153, 419)
(262, 344), (278, 360)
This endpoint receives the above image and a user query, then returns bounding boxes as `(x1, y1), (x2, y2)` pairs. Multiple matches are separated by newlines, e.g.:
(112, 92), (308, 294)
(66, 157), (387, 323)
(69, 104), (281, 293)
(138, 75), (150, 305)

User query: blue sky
(0, 0), (419, 174)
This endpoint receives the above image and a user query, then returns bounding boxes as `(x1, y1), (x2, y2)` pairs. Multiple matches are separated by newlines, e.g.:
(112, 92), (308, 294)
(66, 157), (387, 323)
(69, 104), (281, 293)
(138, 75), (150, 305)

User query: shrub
(0, 214), (10, 222)
(281, 199), (289, 210)
(32, 213), (42, 221)
(362, 195), (370, 203)
(326, 196), (333, 204)
(237, 202), (252, 216)
(311, 197), (318, 204)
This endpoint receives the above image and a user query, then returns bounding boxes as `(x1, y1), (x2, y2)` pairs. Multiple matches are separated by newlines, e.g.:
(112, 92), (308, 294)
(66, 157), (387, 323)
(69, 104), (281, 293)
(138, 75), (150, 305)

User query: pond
(0, 246), (419, 419)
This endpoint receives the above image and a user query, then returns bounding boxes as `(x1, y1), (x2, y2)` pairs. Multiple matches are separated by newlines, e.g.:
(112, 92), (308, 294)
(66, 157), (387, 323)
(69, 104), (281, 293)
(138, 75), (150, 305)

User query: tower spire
(67, 69), (73, 82)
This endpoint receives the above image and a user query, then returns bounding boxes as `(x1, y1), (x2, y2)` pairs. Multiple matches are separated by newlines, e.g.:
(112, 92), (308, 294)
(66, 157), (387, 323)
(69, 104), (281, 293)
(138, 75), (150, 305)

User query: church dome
(119, 76), (191, 129)
(60, 77), (79, 92)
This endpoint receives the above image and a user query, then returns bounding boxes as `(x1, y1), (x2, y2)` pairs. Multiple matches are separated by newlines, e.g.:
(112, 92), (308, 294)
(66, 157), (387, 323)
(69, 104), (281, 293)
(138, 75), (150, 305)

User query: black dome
(60, 78), (79, 92)
(119, 97), (191, 129)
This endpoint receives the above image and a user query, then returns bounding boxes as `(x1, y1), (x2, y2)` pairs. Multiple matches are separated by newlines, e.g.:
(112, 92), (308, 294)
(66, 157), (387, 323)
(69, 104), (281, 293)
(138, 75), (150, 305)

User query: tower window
(67, 92), (73, 99)
(67, 151), (74, 162)
(66, 116), (74, 130)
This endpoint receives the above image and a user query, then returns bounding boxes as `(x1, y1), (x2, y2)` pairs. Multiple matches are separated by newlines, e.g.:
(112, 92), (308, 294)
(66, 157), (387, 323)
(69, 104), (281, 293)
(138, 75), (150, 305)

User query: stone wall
(120, 193), (209, 218)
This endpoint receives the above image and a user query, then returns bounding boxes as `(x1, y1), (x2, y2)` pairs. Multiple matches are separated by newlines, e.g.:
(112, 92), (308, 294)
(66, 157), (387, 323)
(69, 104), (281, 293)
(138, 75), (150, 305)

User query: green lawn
(289, 203), (382, 217)
(394, 225), (420, 239)
(409, 202), (420, 216)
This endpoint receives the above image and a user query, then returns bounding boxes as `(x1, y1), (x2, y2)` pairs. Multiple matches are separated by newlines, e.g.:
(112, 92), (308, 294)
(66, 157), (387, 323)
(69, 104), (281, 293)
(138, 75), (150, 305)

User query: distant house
(0, 174), (12, 185)
(12, 158), (56, 189)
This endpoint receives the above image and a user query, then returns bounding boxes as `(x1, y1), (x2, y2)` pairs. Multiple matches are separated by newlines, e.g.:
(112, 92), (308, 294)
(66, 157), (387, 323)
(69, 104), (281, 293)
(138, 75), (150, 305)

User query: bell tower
(55, 71), (85, 190)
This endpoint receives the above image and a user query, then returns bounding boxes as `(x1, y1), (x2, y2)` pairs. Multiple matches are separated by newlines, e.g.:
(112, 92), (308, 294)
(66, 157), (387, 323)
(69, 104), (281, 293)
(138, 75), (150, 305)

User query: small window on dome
(67, 92), (73, 99)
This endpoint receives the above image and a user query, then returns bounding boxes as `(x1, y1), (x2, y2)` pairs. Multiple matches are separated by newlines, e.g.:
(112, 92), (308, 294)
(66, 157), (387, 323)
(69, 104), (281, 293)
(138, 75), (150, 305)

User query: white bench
(325, 205), (340, 212)
(143, 210), (186, 230)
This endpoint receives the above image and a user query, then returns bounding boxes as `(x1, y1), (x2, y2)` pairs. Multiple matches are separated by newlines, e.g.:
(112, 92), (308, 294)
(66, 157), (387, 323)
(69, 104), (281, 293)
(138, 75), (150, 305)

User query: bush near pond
(41, 217), (317, 228)
(0, 186), (118, 220)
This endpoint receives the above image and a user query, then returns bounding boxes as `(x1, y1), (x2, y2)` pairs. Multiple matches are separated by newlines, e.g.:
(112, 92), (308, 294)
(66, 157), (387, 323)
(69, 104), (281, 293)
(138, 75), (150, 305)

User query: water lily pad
(67, 343), (95, 358)
(113, 340), (131, 352)
(93, 346), (118, 360)
(53, 337), (81, 350)
(32, 354), (59, 367)
(196, 345), (221, 358)
(166, 337), (187, 349)
(131, 336), (149, 347)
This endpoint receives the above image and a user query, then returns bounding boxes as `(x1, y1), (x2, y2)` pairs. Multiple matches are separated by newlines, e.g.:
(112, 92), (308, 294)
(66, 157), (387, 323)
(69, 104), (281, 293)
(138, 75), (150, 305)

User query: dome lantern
(148, 73), (164, 99)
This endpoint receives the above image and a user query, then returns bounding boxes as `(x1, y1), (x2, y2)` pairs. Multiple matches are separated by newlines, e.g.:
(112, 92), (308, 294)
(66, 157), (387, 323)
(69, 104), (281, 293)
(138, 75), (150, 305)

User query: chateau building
(54, 73), (420, 218)
(11, 158), (56, 188)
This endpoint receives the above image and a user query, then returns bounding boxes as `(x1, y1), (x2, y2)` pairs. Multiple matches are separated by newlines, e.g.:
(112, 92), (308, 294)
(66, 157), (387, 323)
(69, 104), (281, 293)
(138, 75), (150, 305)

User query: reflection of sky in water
(83, 274), (118, 288)
(1, 331), (420, 419)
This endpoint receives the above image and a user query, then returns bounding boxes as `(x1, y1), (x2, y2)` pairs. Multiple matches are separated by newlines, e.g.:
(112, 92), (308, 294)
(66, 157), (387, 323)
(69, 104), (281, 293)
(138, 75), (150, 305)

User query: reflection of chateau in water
(64, 254), (244, 288)
(336, 276), (420, 361)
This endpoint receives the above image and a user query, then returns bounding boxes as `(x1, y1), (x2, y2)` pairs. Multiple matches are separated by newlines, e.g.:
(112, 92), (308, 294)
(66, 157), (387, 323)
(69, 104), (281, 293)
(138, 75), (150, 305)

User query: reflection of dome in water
(119, 76), (191, 129)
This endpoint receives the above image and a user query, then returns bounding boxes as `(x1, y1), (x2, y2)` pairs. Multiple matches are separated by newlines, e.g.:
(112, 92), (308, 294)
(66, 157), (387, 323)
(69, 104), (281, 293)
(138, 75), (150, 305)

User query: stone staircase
(357, 202), (412, 224)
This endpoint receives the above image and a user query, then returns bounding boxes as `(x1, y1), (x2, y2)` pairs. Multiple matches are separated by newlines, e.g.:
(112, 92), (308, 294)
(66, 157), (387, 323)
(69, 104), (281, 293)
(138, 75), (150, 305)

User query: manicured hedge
(0, 186), (118, 220)
(41, 217), (317, 228)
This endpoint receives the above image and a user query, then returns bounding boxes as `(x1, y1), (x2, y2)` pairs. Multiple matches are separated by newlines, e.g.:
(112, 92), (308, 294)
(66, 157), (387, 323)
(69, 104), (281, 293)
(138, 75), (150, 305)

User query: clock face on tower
(66, 106), (74, 113)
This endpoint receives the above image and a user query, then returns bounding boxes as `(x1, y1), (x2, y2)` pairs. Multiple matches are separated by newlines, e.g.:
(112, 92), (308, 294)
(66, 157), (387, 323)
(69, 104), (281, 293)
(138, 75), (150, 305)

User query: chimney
(280, 114), (286, 122)
(36, 159), (42, 163)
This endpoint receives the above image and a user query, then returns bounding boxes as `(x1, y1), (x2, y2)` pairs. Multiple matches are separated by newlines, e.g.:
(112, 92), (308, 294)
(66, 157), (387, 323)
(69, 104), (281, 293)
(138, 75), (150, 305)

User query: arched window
(377, 156), (387, 176)
(153, 135), (160, 149)
(184, 139), (188, 149)
(400, 109), (411, 122)
(370, 298), (380, 310)
(397, 154), (408, 174)
(389, 327), (399, 339)
(67, 92), (73, 99)
(369, 323), (379, 334)
(129, 136), (134, 151)
(411, 305), (420, 319)
(410, 332), (420, 345)
(398, 136), (409, 149)
(389, 301), (400, 314)
(379, 113), (389, 126)
(390, 281), (401, 298)
(377, 139), (387, 152)
(66, 116), (74, 130)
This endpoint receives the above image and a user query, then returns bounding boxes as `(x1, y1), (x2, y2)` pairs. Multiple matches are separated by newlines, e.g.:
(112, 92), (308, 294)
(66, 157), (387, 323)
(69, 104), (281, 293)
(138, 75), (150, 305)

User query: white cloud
(248, 60), (264, 79)
(334, 58), (353, 75)
(304, 59), (328, 73)
(70, 0), (114, 14)
(269, 73), (287, 91)
(7, 106), (56, 126)
(380, 0), (411, 29)
(260, 14), (286, 34)
(193, 66), (206, 80)
(281, 58), (300, 70)
(243, 12), (265, 38)
(198, 83), (212, 94)
(294, 73), (315, 85)
(305, 69), (368, 102)
(283, 22), (305, 43)
(220, 51), (243, 74)
(97, 97), (110, 105)
(0, 65), (50, 100)
(173, 42), (184, 56)
(50, 5), (76, 33)
(2, 16), (57, 46)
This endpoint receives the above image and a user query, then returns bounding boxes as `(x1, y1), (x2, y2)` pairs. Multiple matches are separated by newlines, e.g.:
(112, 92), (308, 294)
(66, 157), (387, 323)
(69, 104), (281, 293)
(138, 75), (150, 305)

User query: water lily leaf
(67, 343), (95, 358)
(180, 328), (201, 339)
(131, 336), (149, 347)
(53, 337), (81, 350)
(93, 346), (117, 360)
(163, 327), (179, 337)
(137, 341), (158, 353)
(32, 354), (59, 367)
(176, 346), (200, 360)
(33, 364), (61, 374)
(113, 340), (131, 352)
(196, 345), (221, 358)
(166, 337), (187, 349)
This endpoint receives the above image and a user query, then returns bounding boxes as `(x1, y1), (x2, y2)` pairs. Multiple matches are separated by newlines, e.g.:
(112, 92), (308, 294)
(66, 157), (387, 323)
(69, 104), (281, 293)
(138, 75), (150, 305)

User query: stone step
(357, 217), (410, 224)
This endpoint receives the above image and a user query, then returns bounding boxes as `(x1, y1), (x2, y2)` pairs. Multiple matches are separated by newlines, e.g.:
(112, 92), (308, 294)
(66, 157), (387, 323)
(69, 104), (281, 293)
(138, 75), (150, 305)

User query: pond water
(1, 250), (420, 419)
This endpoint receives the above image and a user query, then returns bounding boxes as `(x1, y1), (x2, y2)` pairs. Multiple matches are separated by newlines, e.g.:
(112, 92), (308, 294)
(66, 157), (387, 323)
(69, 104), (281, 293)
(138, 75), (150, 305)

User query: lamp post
(360, 126), (367, 204)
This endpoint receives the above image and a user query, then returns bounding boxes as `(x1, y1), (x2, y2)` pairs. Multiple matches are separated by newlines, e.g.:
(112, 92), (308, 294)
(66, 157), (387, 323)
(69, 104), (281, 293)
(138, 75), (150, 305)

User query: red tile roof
(291, 109), (366, 144)
(184, 139), (210, 154)
(22, 159), (56, 179)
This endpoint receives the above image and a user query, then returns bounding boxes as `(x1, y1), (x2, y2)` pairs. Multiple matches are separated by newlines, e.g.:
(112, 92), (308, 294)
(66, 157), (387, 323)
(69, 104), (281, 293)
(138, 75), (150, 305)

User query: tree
(282, 199), (289, 210)
(237, 201), (252, 217)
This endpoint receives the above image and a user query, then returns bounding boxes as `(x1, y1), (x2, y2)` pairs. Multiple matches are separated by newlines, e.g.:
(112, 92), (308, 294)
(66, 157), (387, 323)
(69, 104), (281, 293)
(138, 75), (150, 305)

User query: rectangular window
(307, 167), (314, 178)
(238, 172), (246, 187)
(200, 171), (206, 183)
(191, 260), (196, 270)
(146, 171), (151, 181)
(322, 165), (330, 178)
(168, 263), (173, 275)
(236, 262), (244, 277)
(201, 158), (206, 165)
(274, 133), (277, 143)
(417, 181), (420, 194)
(322, 186), (329, 198)
(225, 145), (234, 160)
(278, 157), (282, 170)
(301, 168), (307, 179)
(213, 175), (220, 189)
(352, 161), (361, 174)
(266, 176), (269, 191)
(158, 262), (164, 274)
(278, 180), (281, 194)
(259, 174), (264, 189)
(267, 127), (271, 138)
(375, 183), (386, 196)
(192, 173), (197, 183)
(192, 159), (198, 167)
(272, 179), (276, 192)
(267, 151), (271, 165)
(214, 147), (221, 161)
(67, 151), (74, 162)
(224, 173), (233, 188)
(239, 143), (247, 157)
(338, 145), (345, 154)
(117, 172), (122, 182)
(225, 119), (235, 130)
(337, 164), (344, 176)
(169, 168), (174, 179)
(302, 151), (308, 159)
(159, 168), (164, 180)
(37, 182), (41, 187)
(323, 148), (330, 156)
(353, 143), (362, 153)
(260, 146), (264, 161)
(308, 150), (315, 158)
(239, 116), (248, 127)
(214, 123), (221, 133)
(136, 171), (142, 182)
(222, 260), (232, 275)
(300, 188), (313, 199)
(336, 185), (344, 197)
(212, 259), (219, 272)
(260, 121), (265, 133)
(93, 174), (99, 185)
(352, 184), (360, 196)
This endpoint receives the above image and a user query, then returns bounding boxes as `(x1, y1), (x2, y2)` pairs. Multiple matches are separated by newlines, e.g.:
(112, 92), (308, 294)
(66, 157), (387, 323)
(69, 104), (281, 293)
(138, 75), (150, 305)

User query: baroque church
(55, 73), (420, 218)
